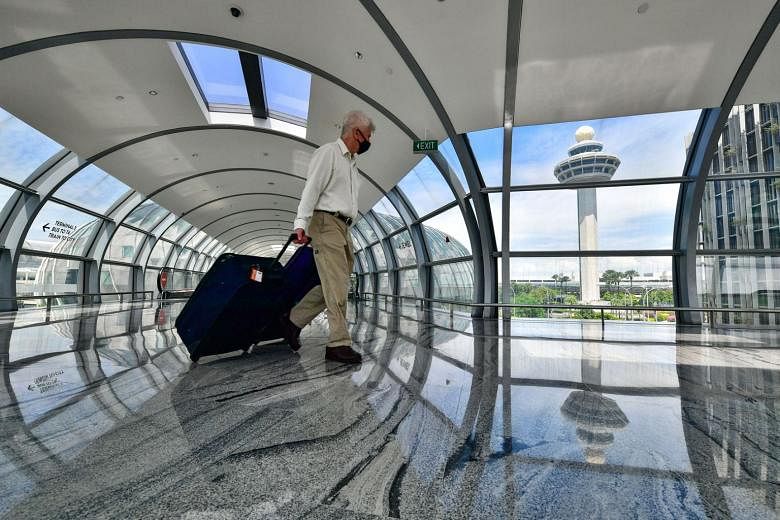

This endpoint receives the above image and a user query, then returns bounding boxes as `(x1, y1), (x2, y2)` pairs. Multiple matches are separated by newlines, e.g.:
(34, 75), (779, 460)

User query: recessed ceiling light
(173, 157), (179, 161)
(263, 152), (269, 157)
(192, 153), (199, 158)
(268, 181), (275, 185)
(354, 51), (364, 61)
(637, 2), (649, 14)
(229, 5), (244, 18)
(115, 95), (125, 101)
(148, 90), (158, 96)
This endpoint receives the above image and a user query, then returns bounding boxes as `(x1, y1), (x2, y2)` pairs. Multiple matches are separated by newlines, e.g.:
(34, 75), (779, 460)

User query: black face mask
(356, 129), (371, 155)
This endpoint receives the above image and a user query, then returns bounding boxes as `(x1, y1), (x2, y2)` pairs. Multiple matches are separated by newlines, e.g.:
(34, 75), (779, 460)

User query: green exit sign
(413, 139), (438, 154)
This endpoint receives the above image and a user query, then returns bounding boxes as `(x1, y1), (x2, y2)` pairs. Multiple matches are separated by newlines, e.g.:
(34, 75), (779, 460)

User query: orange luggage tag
(248, 266), (264, 283)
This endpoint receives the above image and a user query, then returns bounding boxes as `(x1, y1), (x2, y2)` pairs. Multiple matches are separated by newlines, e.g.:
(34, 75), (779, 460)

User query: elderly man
(279, 110), (374, 364)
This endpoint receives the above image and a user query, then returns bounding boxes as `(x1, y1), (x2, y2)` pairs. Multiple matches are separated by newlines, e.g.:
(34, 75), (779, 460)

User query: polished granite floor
(0, 300), (778, 519)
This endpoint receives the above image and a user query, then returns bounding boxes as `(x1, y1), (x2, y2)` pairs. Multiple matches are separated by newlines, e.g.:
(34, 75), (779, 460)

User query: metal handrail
(4, 291), (154, 314)
(357, 291), (780, 326)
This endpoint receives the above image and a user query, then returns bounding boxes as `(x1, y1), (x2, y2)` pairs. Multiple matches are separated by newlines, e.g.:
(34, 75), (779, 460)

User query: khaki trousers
(289, 211), (354, 348)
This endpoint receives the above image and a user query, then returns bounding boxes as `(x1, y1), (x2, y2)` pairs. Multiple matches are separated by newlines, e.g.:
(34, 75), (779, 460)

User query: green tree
(600, 270), (624, 289)
(623, 270), (639, 291)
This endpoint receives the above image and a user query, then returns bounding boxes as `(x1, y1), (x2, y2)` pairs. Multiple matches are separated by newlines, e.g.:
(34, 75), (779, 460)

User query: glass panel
(0, 184), (16, 217)
(509, 256), (674, 313)
(390, 231), (416, 267)
(371, 243), (387, 270)
(104, 226), (146, 263)
(710, 104), (780, 176)
(468, 127), (503, 186)
(261, 56), (312, 121)
(699, 178), (779, 250)
(192, 254), (207, 272)
(439, 138), (469, 192)
(180, 43), (249, 106)
(432, 261), (474, 303)
(0, 107), (62, 184)
(499, 184), (680, 251)
(17, 254), (80, 305)
(371, 199), (403, 234)
(490, 193), (502, 253)
(152, 212), (177, 236)
(166, 245), (182, 267)
(351, 229), (368, 251)
(187, 230), (209, 250)
(25, 202), (100, 256)
(362, 274), (373, 294)
(356, 251), (367, 273)
(355, 217), (379, 243)
(697, 255), (780, 327)
(175, 248), (195, 269)
(55, 165), (131, 214)
(162, 219), (192, 241)
(399, 268), (421, 298)
(399, 157), (456, 217)
(144, 268), (159, 295)
(125, 201), (169, 231)
(100, 264), (132, 300)
(422, 206), (472, 261)
(378, 272), (390, 294)
(509, 109), (701, 185)
(147, 239), (173, 267)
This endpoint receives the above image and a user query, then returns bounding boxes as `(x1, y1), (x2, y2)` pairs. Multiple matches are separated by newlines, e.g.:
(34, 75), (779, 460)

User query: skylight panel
(180, 43), (249, 107)
(261, 56), (311, 122)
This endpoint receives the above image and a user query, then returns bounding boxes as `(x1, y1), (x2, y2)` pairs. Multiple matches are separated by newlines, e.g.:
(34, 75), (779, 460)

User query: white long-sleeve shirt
(293, 138), (360, 233)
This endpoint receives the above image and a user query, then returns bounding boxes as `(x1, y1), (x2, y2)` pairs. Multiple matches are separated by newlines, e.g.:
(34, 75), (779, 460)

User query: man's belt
(319, 210), (354, 226)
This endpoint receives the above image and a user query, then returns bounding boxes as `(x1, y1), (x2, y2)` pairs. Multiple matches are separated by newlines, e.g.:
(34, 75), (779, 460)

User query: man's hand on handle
(293, 228), (309, 245)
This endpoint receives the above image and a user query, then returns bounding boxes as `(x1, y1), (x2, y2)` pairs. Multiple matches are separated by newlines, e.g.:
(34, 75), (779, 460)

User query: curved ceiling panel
(737, 17), (780, 104)
(207, 213), (297, 238)
(375, 0), (509, 133)
(218, 226), (293, 246)
(0, 39), (206, 156)
(199, 209), (296, 236)
(174, 193), (299, 232)
(225, 233), (292, 250)
(151, 170), (303, 216)
(514, 0), (775, 125)
(94, 128), (313, 195)
(0, 0), (445, 139)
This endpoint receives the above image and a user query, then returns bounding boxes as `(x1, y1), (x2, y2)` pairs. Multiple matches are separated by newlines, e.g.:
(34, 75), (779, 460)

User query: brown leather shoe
(325, 345), (362, 364)
(279, 314), (302, 351)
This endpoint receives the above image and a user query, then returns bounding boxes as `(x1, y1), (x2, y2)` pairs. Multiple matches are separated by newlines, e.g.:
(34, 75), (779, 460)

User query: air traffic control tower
(554, 126), (621, 303)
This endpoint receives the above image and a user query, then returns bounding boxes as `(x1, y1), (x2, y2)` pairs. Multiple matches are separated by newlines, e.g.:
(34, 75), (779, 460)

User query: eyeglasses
(355, 128), (371, 142)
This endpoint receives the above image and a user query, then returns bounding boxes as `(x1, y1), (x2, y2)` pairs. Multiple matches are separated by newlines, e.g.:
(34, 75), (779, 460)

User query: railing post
(45, 296), (52, 322)
(600, 308), (605, 328)
(119, 293), (124, 304)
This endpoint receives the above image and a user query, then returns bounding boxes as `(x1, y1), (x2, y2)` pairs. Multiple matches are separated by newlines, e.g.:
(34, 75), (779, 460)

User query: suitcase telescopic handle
(275, 233), (311, 263)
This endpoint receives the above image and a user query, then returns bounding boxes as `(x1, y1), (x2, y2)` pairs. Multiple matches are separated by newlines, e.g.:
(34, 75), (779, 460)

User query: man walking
(279, 110), (374, 364)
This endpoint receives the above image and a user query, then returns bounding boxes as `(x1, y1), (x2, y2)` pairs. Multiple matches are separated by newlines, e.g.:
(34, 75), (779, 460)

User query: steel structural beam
(674, 1), (780, 324)
(501, 0), (524, 317)
(359, 0), (498, 317)
(238, 51), (269, 120)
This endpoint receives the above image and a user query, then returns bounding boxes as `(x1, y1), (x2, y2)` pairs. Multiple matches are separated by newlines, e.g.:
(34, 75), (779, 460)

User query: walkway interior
(1, 301), (777, 519)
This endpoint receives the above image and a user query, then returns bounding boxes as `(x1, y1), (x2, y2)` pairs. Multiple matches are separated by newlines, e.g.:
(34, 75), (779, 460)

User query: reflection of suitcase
(175, 235), (319, 362)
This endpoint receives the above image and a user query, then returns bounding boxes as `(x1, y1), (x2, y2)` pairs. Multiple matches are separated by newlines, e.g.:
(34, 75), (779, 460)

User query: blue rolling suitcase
(175, 234), (319, 362)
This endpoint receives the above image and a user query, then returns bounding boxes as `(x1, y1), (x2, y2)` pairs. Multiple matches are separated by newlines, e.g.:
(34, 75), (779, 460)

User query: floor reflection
(0, 299), (777, 519)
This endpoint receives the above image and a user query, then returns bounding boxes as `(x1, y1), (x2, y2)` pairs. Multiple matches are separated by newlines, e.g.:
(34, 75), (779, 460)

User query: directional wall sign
(43, 220), (78, 242)
(413, 140), (438, 154)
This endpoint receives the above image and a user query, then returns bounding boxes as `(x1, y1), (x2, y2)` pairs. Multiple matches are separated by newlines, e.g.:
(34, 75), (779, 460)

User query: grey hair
(340, 110), (375, 137)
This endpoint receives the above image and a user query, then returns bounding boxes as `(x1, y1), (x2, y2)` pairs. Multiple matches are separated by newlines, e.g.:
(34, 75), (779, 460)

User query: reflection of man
(279, 111), (374, 364)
